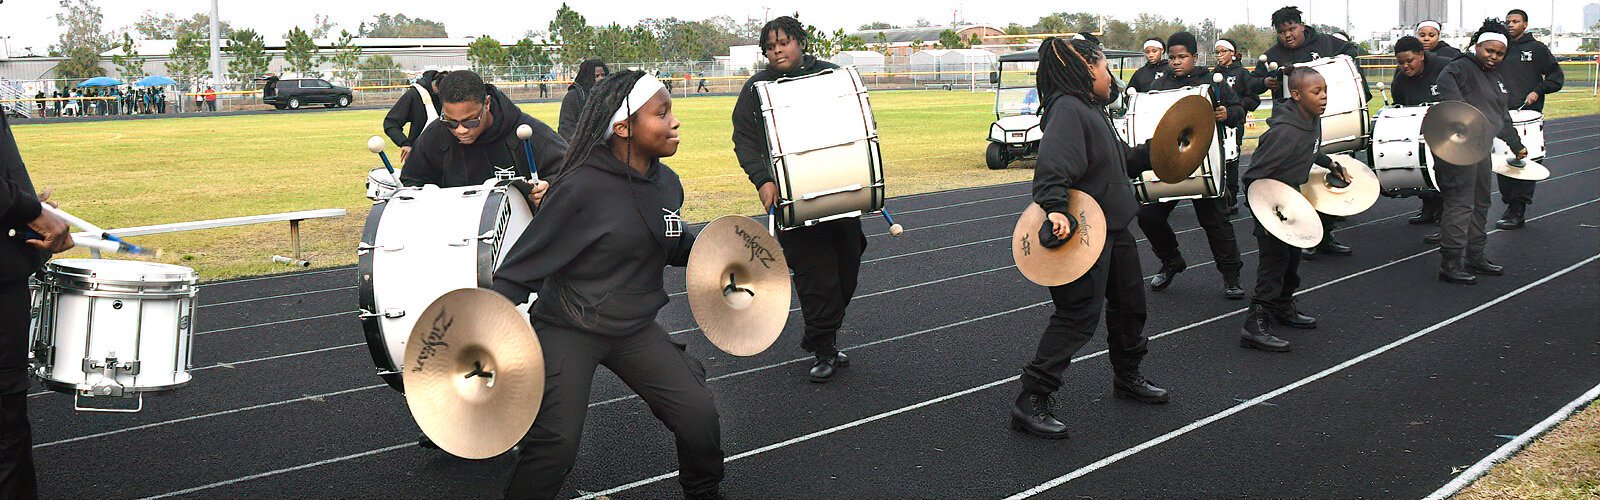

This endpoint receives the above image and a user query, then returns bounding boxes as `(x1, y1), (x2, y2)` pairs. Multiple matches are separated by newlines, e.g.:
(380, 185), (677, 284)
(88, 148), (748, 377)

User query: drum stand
(74, 353), (145, 413)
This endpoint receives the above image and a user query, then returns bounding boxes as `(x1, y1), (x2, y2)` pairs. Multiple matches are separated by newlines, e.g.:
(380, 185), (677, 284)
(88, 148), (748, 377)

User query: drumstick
(367, 136), (396, 175)
(881, 208), (904, 237)
(766, 207), (777, 237)
(517, 124), (540, 183)
(44, 204), (126, 244)
(1210, 73), (1225, 104)
(7, 229), (158, 256)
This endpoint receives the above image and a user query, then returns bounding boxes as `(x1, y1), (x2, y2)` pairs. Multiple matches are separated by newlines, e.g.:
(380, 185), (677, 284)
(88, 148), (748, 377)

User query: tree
(467, 35), (508, 79)
(358, 54), (405, 86)
(859, 22), (897, 30)
(309, 14), (336, 38)
(328, 30), (363, 85)
(1220, 23), (1276, 58)
(874, 32), (891, 56)
(358, 14), (447, 38)
(938, 29), (967, 49)
(1131, 14), (1187, 50)
(52, 0), (111, 80)
(225, 29), (270, 85)
(1003, 23), (1029, 36)
(1033, 12), (1098, 34)
(133, 11), (231, 40)
(165, 31), (210, 89)
(1101, 19), (1135, 50)
(110, 32), (147, 81)
(834, 29), (868, 53)
(913, 18), (933, 28)
(506, 37), (551, 81)
(283, 26), (322, 76)
(58, 46), (107, 82)
(548, 4), (594, 64)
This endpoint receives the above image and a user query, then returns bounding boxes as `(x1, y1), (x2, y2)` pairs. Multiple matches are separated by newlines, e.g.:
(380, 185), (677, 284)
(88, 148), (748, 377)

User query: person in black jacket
(1214, 38), (1257, 213)
(1431, 20), (1528, 285)
(491, 71), (723, 500)
(558, 59), (609, 140)
(731, 16), (865, 383)
(1128, 38), (1169, 93)
(1011, 37), (1169, 440)
(400, 71), (565, 195)
(1390, 36), (1450, 225)
(1241, 69), (1351, 352)
(1137, 32), (1247, 299)
(381, 70), (444, 162)
(1416, 20), (1463, 58)
(0, 111), (76, 500)
(1492, 9), (1564, 230)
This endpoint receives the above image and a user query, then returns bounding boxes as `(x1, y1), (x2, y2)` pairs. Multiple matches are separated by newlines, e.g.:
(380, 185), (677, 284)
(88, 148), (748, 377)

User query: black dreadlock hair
(1471, 18), (1510, 45)
(761, 16), (808, 53)
(1394, 36), (1425, 55)
(574, 59), (609, 90)
(1271, 6), (1304, 28)
(1036, 37), (1107, 130)
(553, 70), (648, 180)
(436, 70), (486, 104)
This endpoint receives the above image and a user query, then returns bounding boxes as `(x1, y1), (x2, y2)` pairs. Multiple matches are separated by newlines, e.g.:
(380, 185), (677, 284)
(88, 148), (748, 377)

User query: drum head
(47, 259), (197, 284)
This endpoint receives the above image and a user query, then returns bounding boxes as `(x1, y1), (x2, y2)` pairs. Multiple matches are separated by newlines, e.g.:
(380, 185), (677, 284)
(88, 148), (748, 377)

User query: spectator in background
(194, 89), (205, 113)
(33, 91), (45, 117)
(697, 72), (710, 93)
(50, 90), (61, 117)
(205, 86), (217, 112)
(156, 89), (166, 114)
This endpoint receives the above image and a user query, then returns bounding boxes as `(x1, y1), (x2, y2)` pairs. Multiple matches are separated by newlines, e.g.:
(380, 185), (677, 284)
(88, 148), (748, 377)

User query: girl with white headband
(1212, 37), (1256, 213)
(1128, 37), (1169, 93)
(1415, 20), (1463, 58)
(491, 70), (726, 500)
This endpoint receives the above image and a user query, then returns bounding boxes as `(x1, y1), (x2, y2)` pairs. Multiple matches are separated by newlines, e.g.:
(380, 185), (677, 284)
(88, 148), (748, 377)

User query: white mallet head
(366, 135), (385, 154)
(1212, 73), (1224, 83)
(1258, 54), (1268, 63)
(516, 123), (533, 140)
(889, 224), (904, 237)
(1376, 82), (1386, 90)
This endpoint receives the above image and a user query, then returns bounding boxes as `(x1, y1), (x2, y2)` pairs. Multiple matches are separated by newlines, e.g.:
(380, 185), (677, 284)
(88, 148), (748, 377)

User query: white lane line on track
(198, 286), (356, 309)
(35, 384), (388, 449)
(1007, 254), (1600, 499)
(114, 196), (1600, 499)
(1422, 382), (1600, 500)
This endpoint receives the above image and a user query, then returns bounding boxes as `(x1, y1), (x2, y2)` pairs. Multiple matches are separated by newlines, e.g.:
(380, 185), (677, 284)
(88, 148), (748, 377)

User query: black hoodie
(1034, 95), (1148, 233)
(1428, 41), (1463, 59)
(381, 75), (442, 148)
(1150, 66), (1248, 128)
(732, 55), (842, 189)
(1129, 59), (1169, 93)
(1435, 54), (1525, 157)
(491, 146), (695, 335)
(1245, 99), (1334, 187)
(1249, 26), (1369, 104)
(1214, 59), (1260, 116)
(1497, 32), (1564, 112)
(1390, 53), (1450, 106)
(0, 112), (46, 395)
(558, 84), (591, 140)
(401, 84), (567, 188)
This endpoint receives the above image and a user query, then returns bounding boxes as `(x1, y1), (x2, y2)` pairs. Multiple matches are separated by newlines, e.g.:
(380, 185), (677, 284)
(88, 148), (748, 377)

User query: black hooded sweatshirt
(1435, 53), (1525, 157)
(558, 83), (591, 140)
(1129, 59), (1169, 94)
(732, 55), (842, 189)
(1390, 53), (1450, 106)
(1428, 41), (1463, 59)
(1214, 59), (1261, 115)
(381, 75), (441, 148)
(1150, 66), (1248, 128)
(401, 84), (567, 188)
(0, 112), (46, 394)
(1497, 32), (1564, 112)
(1249, 26), (1369, 104)
(1245, 99), (1334, 188)
(1033, 95), (1148, 234)
(491, 146), (695, 335)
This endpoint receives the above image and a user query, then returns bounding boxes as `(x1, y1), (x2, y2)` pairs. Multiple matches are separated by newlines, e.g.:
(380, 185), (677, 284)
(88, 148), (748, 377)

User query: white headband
(1214, 40), (1236, 52)
(1072, 33), (1086, 41)
(1142, 39), (1163, 50)
(604, 74), (666, 139)
(1417, 21), (1442, 32)
(1476, 32), (1508, 46)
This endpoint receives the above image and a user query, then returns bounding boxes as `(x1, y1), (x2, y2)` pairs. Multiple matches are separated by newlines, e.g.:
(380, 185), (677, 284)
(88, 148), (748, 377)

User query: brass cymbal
(403, 288), (544, 460)
(1248, 179), (1324, 249)
(1492, 156), (1550, 181)
(687, 215), (791, 356)
(1011, 192), (1107, 287)
(1151, 95), (1218, 183)
(1299, 154), (1380, 217)
(1423, 100), (1493, 166)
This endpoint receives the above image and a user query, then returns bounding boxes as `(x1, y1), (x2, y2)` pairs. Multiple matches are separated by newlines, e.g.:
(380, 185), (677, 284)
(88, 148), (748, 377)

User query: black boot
(1439, 258), (1477, 285)
(1149, 257), (1186, 291)
(808, 351), (846, 383)
(1223, 275), (1245, 300)
(1466, 257), (1504, 276)
(1317, 233), (1352, 255)
(1270, 301), (1317, 329)
(1240, 304), (1292, 352)
(1408, 208), (1440, 225)
(1113, 371), (1170, 403)
(1495, 203), (1526, 230)
(1424, 232), (1441, 245)
(1010, 391), (1070, 439)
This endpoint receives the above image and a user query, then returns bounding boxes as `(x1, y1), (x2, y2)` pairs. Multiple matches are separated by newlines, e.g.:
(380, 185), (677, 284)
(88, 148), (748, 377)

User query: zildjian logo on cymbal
(1020, 234), (1032, 256)
(1077, 210), (1093, 247)
(412, 310), (453, 372)
(734, 225), (777, 269)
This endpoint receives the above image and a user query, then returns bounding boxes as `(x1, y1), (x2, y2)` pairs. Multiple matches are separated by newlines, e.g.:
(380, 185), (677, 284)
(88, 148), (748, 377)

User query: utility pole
(209, 0), (223, 87)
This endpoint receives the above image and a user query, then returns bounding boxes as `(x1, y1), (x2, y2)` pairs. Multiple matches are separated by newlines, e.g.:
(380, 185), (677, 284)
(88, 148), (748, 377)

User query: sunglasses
(439, 99), (488, 130)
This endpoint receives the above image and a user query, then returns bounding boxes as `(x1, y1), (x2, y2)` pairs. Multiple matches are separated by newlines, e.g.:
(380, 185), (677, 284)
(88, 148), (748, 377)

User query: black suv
(261, 77), (353, 110)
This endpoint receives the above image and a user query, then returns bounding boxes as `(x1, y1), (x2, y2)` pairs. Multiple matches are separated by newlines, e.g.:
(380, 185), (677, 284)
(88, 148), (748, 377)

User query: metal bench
(73, 208), (347, 267)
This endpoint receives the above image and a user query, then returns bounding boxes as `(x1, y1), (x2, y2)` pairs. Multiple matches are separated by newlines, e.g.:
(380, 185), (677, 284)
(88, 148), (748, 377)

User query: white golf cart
(985, 48), (1142, 170)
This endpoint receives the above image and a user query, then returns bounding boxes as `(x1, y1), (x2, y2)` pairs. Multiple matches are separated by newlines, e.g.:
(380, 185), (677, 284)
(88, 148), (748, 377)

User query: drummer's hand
(527, 180), (549, 207)
(1265, 76), (1280, 90)
(1048, 211), (1075, 239)
(399, 145), (412, 162)
(1524, 91), (1539, 106)
(758, 182), (779, 210)
(1515, 148), (1529, 160)
(37, 188), (59, 209)
(26, 209), (74, 254)
(1214, 106), (1228, 122)
(1329, 162), (1352, 183)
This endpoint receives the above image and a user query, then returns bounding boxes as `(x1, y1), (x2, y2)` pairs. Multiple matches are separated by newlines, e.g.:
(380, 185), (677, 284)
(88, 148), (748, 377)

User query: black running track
(26, 115), (1600, 499)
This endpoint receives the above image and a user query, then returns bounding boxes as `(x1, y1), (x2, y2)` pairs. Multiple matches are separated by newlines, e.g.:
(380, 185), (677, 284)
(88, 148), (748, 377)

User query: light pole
(210, 0), (223, 87)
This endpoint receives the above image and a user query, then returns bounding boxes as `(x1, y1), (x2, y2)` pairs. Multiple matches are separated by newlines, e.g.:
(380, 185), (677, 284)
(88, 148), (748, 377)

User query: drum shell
(1125, 86), (1226, 203)
(367, 167), (401, 201)
(757, 67), (885, 230)
(1298, 56), (1371, 153)
(1370, 105), (1440, 192)
(1494, 110), (1545, 160)
(32, 260), (198, 393)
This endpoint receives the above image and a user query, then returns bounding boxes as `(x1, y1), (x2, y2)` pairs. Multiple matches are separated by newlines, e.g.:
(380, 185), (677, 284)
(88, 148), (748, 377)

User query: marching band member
(1241, 68), (1350, 352)
(1416, 20), (1463, 59)
(491, 71), (725, 500)
(399, 71), (563, 205)
(1213, 37), (1257, 213)
(559, 59), (610, 140)
(1493, 8), (1564, 230)
(381, 70), (444, 162)
(1128, 37), (1169, 93)
(1012, 37), (1169, 440)
(731, 16), (864, 383)
(1138, 32), (1247, 300)
(1432, 20), (1528, 285)
(1390, 36), (1450, 226)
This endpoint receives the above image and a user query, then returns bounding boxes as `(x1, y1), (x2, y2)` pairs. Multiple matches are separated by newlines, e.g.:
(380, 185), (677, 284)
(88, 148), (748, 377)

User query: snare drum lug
(476, 230), (497, 242)
(449, 239), (471, 247)
(358, 308), (405, 319)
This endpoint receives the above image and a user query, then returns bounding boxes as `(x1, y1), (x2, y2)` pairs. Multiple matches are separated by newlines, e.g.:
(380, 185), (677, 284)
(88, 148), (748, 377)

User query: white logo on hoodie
(662, 208), (683, 238)
(1521, 51), (1533, 62)
(1430, 84), (1440, 96)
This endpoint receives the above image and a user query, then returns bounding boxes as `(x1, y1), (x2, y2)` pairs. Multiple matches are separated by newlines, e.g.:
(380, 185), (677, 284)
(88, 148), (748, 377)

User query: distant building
(1399, 0), (1449, 29)
(1585, 3), (1600, 31)
(849, 25), (1003, 58)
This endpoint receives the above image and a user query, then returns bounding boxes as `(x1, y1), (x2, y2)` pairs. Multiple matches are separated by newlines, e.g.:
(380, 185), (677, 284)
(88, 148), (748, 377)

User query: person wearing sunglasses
(400, 71), (567, 201)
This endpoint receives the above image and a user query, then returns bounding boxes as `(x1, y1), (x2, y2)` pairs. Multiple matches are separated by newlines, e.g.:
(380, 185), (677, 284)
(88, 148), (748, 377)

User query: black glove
(1325, 162), (1351, 189)
(1038, 212), (1079, 249)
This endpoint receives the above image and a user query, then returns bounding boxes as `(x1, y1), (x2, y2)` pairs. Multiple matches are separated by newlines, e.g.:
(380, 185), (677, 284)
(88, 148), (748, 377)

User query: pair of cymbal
(1422, 101), (1494, 166)
(1493, 156), (1550, 180)
(1249, 179), (1324, 249)
(1010, 191), (1108, 286)
(1299, 154), (1380, 217)
(1150, 95), (1218, 183)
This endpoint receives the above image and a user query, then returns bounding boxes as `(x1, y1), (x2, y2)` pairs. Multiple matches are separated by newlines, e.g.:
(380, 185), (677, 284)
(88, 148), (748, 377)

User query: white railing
(0, 79), (32, 118)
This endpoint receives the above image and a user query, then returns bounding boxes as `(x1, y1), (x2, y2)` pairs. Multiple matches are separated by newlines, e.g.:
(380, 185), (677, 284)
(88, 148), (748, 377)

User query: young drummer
(1240, 68), (1351, 352)
(1128, 37), (1169, 93)
(1137, 32), (1247, 299)
(1416, 20), (1463, 58)
(1012, 37), (1168, 440)
(1493, 8), (1564, 229)
(491, 71), (725, 500)
(1213, 37), (1257, 213)
(401, 70), (566, 189)
(1390, 36), (1450, 226)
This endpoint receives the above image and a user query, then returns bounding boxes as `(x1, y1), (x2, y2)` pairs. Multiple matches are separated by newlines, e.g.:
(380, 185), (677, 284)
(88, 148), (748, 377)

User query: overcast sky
(1, 0), (1594, 56)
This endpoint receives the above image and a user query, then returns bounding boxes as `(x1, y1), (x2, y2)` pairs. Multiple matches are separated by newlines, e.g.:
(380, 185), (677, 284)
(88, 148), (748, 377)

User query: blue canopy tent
(76, 77), (124, 87)
(135, 75), (178, 88)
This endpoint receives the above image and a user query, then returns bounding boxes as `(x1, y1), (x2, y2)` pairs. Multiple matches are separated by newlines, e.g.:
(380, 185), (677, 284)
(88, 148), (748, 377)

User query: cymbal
(403, 288), (544, 460)
(687, 215), (791, 356)
(1150, 95), (1218, 183)
(1011, 192), (1107, 287)
(1423, 100), (1493, 166)
(1248, 179), (1324, 249)
(1493, 156), (1550, 180)
(1299, 154), (1380, 216)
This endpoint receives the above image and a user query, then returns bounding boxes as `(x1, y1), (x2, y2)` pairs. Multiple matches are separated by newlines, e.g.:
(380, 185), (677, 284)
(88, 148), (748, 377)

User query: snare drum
(367, 166), (401, 200)
(1124, 86), (1227, 203)
(755, 67), (885, 230)
(31, 259), (198, 411)
(358, 178), (534, 391)
(1298, 56), (1370, 153)
(1494, 110), (1546, 161)
(1370, 105), (1440, 192)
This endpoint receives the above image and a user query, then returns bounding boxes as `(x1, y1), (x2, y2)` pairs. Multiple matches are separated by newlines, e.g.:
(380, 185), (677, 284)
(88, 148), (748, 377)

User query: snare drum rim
(45, 260), (198, 287)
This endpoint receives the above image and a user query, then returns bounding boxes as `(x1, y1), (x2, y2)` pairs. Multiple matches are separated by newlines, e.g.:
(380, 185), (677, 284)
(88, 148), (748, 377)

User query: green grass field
(10, 89), (1595, 279)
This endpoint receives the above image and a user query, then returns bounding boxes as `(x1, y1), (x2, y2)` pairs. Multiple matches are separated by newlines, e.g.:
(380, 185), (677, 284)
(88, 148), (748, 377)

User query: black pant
(1135, 197), (1243, 280)
(505, 322), (723, 499)
(1497, 174), (1536, 206)
(776, 218), (866, 356)
(1021, 230), (1149, 395)
(0, 279), (36, 500)
(1437, 157), (1493, 260)
(1251, 218), (1302, 309)
(1419, 190), (1442, 216)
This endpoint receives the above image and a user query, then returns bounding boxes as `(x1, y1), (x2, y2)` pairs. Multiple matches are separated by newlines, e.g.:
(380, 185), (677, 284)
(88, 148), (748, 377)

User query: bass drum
(1124, 86), (1226, 203)
(1370, 105), (1440, 192)
(1298, 56), (1371, 153)
(358, 178), (534, 392)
